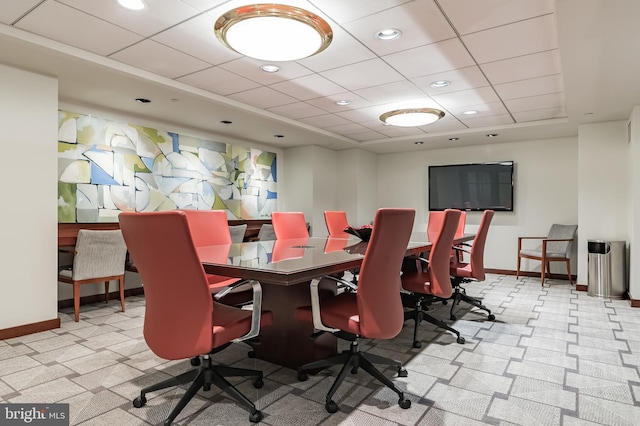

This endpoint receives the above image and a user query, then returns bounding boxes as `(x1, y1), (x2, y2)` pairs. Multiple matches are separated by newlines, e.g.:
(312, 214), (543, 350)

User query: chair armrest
(309, 277), (340, 333)
(453, 245), (471, 255)
(213, 279), (248, 300)
(542, 238), (574, 242)
(322, 275), (357, 292)
(231, 280), (263, 342)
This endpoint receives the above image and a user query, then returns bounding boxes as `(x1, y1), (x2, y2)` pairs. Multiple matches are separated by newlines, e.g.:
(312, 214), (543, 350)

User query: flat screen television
(428, 161), (514, 211)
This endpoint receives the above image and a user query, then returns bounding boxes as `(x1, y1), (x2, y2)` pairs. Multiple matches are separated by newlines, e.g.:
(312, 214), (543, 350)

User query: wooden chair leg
(105, 280), (110, 303)
(516, 254), (521, 279)
(119, 275), (126, 313)
(73, 282), (80, 322)
(566, 260), (572, 284)
(540, 256), (546, 287)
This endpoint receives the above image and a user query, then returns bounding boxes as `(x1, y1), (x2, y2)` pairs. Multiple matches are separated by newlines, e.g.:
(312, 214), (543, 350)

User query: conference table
(198, 233), (474, 369)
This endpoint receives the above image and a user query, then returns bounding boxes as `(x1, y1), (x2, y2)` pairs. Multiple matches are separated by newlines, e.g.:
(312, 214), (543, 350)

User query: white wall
(577, 121), (629, 285)
(0, 65), (58, 329)
(629, 107), (640, 299)
(377, 137), (579, 273)
(336, 149), (378, 227)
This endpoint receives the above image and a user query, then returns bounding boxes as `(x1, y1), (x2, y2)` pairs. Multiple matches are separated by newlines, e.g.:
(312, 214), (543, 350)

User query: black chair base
(404, 297), (465, 348)
(297, 340), (411, 413)
(133, 355), (264, 425)
(450, 279), (495, 321)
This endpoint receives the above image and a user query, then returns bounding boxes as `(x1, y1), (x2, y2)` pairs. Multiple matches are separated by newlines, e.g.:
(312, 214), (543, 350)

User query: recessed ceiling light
(414, 141), (424, 145)
(376, 28), (401, 40)
(463, 110), (478, 115)
(260, 64), (280, 73)
(486, 133), (498, 138)
(336, 100), (350, 106)
(274, 134), (284, 138)
(220, 120), (232, 124)
(135, 98), (150, 103)
(449, 137), (459, 141)
(117, 0), (146, 11)
(430, 80), (450, 88)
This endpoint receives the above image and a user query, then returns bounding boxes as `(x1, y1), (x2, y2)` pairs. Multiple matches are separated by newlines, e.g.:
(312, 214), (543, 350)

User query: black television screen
(428, 161), (514, 211)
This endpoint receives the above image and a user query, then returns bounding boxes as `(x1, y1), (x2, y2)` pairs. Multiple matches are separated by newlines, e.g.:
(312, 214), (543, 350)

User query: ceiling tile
(110, 39), (211, 79)
(494, 74), (564, 101)
(320, 58), (405, 91)
(269, 74), (346, 101)
(383, 38), (476, 79)
(412, 66), (490, 96)
(298, 114), (353, 128)
(504, 92), (565, 113)
(324, 122), (370, 135)
(306, 92), (373, 112)
(58, 0), (201, 37)
(446, 101), (508, 117)
(0, 0), (42, 24)
(342, 1), (455, 56)
(460, 114), (515, 127)
(513, 107), (567, 122)
(227, 87), (298, 109)
(177, 67), (261, 95)
(267, 102), (328, 119)
(151, 14), (238, 65)
(15, 1), (143, 56)
(219, 59), (314, 85)
(462, 14), (558, 64)
(480, 50), (562, 85)
(309, 0), (410, 24)
(439, 0), (555, 35)
(354, 81), (426, 105)
(432, 86), (500, 110)
(348, 130), (388, 142)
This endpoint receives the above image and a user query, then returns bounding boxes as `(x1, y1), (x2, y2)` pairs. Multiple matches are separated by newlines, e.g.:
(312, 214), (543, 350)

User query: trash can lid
(588, 240), (609, 254)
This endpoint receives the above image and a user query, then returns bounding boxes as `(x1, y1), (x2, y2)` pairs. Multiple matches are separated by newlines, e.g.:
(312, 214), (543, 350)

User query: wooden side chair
(58, 229), (127, 322)
(517, 223), (578, 286)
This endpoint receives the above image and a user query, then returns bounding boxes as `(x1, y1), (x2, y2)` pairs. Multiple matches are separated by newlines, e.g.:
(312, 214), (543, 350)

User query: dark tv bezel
(428, 161), (514, 212)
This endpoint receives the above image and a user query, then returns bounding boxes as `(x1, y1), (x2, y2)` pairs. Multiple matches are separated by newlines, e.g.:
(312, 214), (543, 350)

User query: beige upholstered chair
(257, 224), (276, 241)
(517, 224), (578, 286)
(58, 229), (128, 322)
(228, 224), (248, 243)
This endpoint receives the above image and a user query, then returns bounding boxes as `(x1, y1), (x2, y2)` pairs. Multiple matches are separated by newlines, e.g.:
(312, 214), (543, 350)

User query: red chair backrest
(271, 211), (309, 239)
(357, 208), (415, 339)
(427, 210), (465, 240)
(468, 210), (495, 281)
(181, 210), (231, 246)
(427, 209), (461, 298)
(324, 211), (350, 237)
(119, 211), (214, 360)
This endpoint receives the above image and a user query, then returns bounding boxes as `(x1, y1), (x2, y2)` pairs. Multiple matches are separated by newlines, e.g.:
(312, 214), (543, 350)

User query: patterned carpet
(1, 274), (640, 425)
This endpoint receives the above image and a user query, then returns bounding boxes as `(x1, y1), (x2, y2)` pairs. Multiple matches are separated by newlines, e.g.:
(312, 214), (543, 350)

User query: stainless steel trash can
(587, 240), (626, 299)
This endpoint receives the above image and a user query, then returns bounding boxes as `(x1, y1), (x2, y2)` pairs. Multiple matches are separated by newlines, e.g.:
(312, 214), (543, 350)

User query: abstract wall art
(57, 111), (277, 222)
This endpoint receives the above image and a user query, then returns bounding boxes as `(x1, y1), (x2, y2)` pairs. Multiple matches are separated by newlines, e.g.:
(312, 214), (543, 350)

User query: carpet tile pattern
(1, 274), (640, 425)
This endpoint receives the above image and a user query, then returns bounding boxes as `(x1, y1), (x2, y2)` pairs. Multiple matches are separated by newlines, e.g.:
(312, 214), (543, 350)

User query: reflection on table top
(197, 233), (475, 286)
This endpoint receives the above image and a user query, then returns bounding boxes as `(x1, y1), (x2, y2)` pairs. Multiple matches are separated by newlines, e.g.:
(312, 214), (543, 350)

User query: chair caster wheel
(351, 367), (359, 374)
(398, 367), (408, 378)
(325, 400), (339, 413)
(399, 398), (411, 409)
(133, 396), (146, 408)
(456, 336), (465, 344)
(253, 378), (264, 389)
(247, 350), (255, 358)
(488, 314), (496, 321)
(442, 300), (448, 305)
(249, 410), (263, 423)
(190, 357), (201, 366)
(297, 371), (308, 381)
(450, 314), (457, 321)
(412, 341), (422, 349)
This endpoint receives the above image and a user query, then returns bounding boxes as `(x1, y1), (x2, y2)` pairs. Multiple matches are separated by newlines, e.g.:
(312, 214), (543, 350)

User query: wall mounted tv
(428, 161), (514, 211)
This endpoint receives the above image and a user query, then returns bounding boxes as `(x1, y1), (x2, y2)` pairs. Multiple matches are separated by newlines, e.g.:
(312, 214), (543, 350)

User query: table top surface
(198, 233), (474, 285)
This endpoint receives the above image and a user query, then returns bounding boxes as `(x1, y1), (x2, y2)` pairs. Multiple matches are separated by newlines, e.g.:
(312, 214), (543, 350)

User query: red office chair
(428, 210), (466, 261)
(296, 208), (415, 414)
(181, 210), (240, 291)
(449, 210), (495, 321)
(324, 210), (350, 237)
(401, 209), (465, 347)
(119, 211), (271, 425)
(271, 211), (309, 239)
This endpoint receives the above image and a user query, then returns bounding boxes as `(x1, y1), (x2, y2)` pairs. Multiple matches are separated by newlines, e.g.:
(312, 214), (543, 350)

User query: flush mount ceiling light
(379, 108), (445, 127)
(117, 0), (146, 10)
(214, 4), (333, 61)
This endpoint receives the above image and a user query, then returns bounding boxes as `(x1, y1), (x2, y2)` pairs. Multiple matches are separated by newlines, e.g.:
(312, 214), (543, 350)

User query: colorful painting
(57, 111), (277, 222)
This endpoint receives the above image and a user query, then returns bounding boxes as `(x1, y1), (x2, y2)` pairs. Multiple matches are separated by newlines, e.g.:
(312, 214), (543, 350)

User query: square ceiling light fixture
(380, 108), (445, 127)
(214, 4), (333, 61)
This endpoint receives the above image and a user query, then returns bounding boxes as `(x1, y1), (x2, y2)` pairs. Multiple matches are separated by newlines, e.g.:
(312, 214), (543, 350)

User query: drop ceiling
(0, 0), (638, 153)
